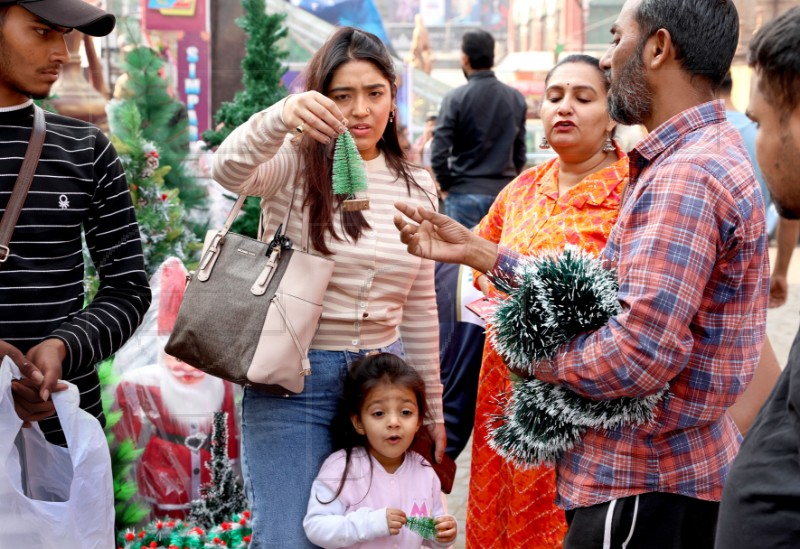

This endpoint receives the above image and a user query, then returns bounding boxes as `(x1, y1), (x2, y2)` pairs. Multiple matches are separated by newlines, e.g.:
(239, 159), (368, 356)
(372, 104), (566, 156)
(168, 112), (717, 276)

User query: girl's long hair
(300, 27), (432, 255)
(321, 353), (428, 503)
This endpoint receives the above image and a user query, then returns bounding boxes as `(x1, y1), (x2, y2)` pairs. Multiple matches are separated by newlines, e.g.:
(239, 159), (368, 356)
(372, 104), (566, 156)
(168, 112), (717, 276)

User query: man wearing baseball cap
(0, 0), (115, 36)
(0, 0), (151, 468)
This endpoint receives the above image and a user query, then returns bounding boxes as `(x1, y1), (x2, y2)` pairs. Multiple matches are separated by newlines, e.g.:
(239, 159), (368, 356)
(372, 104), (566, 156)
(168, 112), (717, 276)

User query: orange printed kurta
(467, 151), (628, 548)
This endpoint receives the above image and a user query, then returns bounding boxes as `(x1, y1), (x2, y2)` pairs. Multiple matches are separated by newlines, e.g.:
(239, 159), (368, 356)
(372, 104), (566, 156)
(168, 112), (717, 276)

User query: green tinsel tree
(188, 412), (247, 529)
(332, 130), (368, 199)
(487, 245), (667, 467)
(202, 0), (288, 148)
(202, 0), (289, 237)
(107, 100), (196, 277)
(116, 45), (207, 234)
(405, 516), (437, 540)
(98, 360), (149, 532)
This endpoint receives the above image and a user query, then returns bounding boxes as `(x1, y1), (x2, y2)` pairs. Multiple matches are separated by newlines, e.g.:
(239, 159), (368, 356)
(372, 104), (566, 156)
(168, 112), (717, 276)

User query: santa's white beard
(160, 371), (226, 431)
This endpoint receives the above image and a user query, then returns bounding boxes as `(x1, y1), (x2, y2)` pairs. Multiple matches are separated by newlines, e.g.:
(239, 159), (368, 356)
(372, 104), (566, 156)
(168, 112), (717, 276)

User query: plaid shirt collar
(631, 100), (727, 163)
(625, 99), (726, 200)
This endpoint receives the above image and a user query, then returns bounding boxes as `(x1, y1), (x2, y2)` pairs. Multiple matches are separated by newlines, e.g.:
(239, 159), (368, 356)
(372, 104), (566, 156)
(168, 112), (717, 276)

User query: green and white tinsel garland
(487, 245), (668, 467)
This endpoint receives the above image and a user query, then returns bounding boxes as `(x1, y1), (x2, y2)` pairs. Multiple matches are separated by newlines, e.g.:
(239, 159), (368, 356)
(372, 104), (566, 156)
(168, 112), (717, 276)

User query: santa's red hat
(157, 257), (189, 336)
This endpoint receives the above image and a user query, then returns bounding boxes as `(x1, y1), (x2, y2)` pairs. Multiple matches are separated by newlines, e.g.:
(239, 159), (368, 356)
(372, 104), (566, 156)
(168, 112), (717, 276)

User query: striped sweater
(211, 98), (444, 422)
(0, 101), (151, 444)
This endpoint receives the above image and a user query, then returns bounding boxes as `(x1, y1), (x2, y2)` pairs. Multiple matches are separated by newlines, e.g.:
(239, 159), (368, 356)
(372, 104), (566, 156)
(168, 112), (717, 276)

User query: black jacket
(431, 71), (527, 196)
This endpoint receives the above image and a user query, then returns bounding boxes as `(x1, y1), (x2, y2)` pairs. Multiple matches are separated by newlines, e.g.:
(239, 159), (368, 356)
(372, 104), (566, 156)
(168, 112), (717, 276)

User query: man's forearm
(466, 233), (500, 273)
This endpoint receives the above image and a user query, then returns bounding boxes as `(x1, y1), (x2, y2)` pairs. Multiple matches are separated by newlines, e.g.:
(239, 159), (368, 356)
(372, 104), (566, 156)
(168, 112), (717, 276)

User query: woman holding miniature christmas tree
(211, 27), (442, 548)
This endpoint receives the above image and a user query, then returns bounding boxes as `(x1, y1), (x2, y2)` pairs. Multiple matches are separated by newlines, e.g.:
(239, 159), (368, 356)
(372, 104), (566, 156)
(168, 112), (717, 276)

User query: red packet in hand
(465, 296), (495, 321)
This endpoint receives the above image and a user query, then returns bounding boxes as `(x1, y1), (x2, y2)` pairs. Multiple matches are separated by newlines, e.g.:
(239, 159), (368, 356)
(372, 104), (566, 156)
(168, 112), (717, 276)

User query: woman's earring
(603, 135), (615, 152)
(539, 136), (550, 150)
(389, 110), (395, 124)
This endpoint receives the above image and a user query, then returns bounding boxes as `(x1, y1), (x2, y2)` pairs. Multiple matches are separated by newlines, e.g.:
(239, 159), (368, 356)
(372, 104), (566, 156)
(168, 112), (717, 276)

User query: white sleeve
(303, 480), (390, 548)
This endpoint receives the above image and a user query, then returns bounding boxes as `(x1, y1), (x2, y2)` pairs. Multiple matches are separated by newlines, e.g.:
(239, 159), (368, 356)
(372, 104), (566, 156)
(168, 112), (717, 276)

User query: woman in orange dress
(466, 54), (627, 548)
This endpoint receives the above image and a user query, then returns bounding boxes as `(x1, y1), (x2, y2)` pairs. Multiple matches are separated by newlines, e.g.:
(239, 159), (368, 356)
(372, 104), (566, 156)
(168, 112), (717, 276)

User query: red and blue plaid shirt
(492, 101), (769, 509)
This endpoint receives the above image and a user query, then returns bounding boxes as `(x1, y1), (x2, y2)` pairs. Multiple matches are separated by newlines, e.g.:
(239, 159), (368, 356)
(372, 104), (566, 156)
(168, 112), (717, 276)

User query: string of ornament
(332, 130), (369, 211)
(486, 245), (668, 466)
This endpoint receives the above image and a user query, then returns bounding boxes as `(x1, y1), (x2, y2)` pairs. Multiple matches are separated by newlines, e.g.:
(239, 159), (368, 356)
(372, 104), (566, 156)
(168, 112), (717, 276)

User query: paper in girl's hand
(465, 296), (495, 320)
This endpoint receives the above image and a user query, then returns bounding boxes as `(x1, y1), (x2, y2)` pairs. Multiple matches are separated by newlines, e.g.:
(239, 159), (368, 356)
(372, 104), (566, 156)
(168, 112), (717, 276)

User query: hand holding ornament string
(282, 92), (348, 144)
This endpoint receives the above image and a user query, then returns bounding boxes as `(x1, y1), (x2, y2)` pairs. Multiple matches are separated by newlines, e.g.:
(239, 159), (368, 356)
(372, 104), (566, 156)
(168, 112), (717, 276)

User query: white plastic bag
(0, 357), (114, 548)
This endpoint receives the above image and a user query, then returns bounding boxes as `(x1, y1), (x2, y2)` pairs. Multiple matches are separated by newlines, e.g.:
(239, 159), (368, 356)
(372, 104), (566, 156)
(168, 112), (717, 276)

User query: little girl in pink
(304, 353), (457, 548)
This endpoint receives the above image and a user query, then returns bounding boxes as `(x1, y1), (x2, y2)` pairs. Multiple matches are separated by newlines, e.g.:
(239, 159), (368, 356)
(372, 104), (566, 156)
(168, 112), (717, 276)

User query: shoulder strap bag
(165, 189), (335, 394)
(0, 105), (46, 266)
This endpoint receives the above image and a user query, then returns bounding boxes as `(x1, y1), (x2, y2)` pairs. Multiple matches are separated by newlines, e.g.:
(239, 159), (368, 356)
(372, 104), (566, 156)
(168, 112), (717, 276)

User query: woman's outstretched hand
(282, 92), (348, 145)
(393, 202), (499, 272)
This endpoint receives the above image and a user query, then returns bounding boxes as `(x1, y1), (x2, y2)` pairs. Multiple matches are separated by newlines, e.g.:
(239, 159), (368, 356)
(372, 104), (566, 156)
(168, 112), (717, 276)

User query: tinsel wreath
(487, 245), (668, 467)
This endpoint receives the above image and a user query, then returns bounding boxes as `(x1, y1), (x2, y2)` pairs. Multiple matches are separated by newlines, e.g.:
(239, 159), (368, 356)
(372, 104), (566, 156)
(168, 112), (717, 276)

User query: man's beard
(607, 41), (654, 126)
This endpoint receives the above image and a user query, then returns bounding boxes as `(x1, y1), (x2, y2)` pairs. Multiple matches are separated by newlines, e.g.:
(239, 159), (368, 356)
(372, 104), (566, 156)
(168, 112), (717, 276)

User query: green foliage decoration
(114, 45), (207, 231)
(202, 0), (289, 238)
(98, 360), (149, 532)
(108, 100), (196, 277)
(202, 0), (288, 148)
(116, 512), (253, 549)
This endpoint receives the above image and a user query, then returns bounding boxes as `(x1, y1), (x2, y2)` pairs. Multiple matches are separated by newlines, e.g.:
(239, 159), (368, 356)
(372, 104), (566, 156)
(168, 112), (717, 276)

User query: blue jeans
(241, 340), (405, 548)
(444, 193), (497, 229)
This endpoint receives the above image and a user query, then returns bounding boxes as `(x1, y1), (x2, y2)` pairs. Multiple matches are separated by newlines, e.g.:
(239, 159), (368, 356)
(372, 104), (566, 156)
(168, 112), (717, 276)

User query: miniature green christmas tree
(405, 516), (437, 540)
(332, 130), (369, 211)
(188, 412), (247, 529)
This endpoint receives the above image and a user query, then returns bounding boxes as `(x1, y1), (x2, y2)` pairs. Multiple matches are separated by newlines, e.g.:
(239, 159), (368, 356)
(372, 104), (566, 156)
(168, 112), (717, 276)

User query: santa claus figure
(113, 257), (240, 519)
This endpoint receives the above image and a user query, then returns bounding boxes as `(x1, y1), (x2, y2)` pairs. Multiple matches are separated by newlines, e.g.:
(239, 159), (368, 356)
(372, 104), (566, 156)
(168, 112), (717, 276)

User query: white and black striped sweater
(0, 102), (151, 445)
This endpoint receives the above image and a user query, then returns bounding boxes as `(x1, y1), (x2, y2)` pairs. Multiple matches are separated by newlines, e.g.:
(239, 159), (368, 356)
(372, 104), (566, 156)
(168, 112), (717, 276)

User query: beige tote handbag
(166, 191), (334, 394)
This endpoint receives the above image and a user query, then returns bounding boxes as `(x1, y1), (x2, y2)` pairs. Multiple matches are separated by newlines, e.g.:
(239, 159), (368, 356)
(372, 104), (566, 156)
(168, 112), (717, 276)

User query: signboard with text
(142, 0), (210, 141)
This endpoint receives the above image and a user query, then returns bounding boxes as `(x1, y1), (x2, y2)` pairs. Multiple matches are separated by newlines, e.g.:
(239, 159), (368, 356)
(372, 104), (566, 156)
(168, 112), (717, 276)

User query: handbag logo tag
(236, 248), (256, 257)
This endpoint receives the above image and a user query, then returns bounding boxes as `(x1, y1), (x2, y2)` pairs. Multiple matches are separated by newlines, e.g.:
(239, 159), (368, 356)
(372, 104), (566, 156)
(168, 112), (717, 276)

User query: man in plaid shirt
(395, 0), (768, 546)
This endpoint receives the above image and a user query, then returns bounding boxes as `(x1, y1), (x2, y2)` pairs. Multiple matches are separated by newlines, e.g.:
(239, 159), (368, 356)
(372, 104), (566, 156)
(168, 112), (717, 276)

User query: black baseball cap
(1, 0), (116, 37)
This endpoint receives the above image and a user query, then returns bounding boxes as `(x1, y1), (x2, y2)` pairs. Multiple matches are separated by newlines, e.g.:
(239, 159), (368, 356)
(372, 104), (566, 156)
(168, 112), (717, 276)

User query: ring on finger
(295, 123), (305, 134)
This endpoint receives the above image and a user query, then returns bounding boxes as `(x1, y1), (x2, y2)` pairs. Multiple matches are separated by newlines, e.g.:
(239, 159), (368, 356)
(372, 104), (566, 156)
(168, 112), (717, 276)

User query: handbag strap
(0, 105), (46, 264)
(225, 186), (312, 251)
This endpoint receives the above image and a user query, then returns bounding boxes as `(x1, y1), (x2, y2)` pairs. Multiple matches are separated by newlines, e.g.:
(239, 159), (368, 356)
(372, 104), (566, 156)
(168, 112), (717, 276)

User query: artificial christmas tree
(203, 0), (289, 238)
(108, 100), (195, 276)
(188, 412), (247, 529)
(114, 46), (207, 218)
